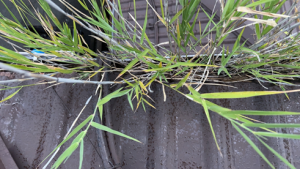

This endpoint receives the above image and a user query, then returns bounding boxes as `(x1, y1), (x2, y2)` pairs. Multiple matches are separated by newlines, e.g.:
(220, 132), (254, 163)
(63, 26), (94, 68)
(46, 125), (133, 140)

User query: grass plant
(1, 0), (300, 168)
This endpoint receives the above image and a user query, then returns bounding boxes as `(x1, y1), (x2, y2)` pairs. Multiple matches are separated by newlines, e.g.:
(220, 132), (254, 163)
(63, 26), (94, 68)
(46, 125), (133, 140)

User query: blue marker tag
(31, 49), (45, 54)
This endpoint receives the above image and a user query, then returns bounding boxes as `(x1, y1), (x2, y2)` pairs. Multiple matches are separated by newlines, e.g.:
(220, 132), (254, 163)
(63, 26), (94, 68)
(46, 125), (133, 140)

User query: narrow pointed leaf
(202, 99), (221, 153)
(255, 132), (300, 139)
(232, 123), (275, 169)
(200, 89), (300, 99)
(224, 110), (300, 116)
(91, 122), (141, 143)
(243, 123), (300, 128)
(257, 137), (296, 169)
(79, 140), (84, 169)
(0, 88), (22, 103)
(175, 72), (191, 89)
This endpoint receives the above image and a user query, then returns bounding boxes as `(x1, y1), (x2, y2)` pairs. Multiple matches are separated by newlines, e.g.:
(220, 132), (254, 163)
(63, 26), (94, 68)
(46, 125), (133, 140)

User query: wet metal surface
(1, 72), (300, 169)
(0, 134), (18, 169)
(109, 82), (300, 169)
(1, 0), (300, 169)
(0, 72), (103, 169)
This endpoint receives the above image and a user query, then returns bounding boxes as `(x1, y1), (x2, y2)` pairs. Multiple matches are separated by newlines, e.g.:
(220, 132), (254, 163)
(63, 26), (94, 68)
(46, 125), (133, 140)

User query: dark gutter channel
(0, 135), (18, 169)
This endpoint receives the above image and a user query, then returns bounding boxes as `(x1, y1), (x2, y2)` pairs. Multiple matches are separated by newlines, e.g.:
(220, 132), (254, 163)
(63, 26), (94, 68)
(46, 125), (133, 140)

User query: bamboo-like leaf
(170, 8), (184, 24)
(232, 123), (275, 169)
(257, 137), (296, 169)
(133, 0), (137, 42)
(224, 110), (300, 116)
(78, 0), (88, 10)
(97, 88), (131, 107)
(200, 89), (300, 99)
(0, 88), (22, 103)
(254, 15), (261, 40)
(202, 99), (221, 154)
(233, 28), (245, 51)
(145, 62), (218, 72)
(255, 132), (300, 139)
(117, 0), (125, 30)
(160, 0), (164, 20)
(243, 123), (300, 128)
(79, 140), (84, 169)
(127, 92), (134, 111)
(175, 72), (191, 89)
(222, 0), (235, 19)
(185, 8), (200, 47)
(91, 122), (141, 143)
(246, 0), (277, 8)
(140, 3), (148, 44)
(187, 0), (201, 21)
(0, 0), (22, 25)
(70, 131), (86, 145)
(0, 46), (31, 62)
(142, 98), (156, 109)
(117, 58), (139, 78)
(51, 143), (79, 169)
(41, 115), (93, 164)
(145, 72), (158, 87)
(99, 104), (103, 122)
(139, 81), (147, 92)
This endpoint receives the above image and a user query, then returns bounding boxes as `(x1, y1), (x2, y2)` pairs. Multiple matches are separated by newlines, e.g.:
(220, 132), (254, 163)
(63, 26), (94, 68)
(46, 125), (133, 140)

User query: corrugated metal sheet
(2, 72), (300, 169)
(0, 73), (104, 169)
(1, 0), (300, 169)
(108, 80), (300, 169)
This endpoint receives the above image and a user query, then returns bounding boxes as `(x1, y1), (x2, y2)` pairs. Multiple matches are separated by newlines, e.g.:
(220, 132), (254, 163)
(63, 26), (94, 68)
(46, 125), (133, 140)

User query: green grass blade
(254, 15), (261, 40)
(202, 99), (221, 153)
(0, 0), (22, 25)
(0, 87), (22, 103)
(232, 123), (275, 169)
(127, 92), (134, 111)
(133, 0), (137, 42)
(91, 122), (141, 143)
(246, 0), (276, 8)
(51, 143), (79, 169)
(140, 4), (148, 44)
(79, 140), (84, 169)
(175, 72), (191, 89)
(200, 89), (300, 99)
(117, 0), (125, 30)
(224, 110), (300, 116)
(243, 123), (300, 128)
(160, 0), (165, 20)
(41, 115), (93, 165)
(170, 8), (184, 24)
(255, 132), (300, 139)
(187, 0), (201, 21)
(185, 8), (200, 47)
(222, 0), (235, 19)
(0, 46), (31, 62)
(117, 58), (139, 78)
(78, 0), (88, 10)
(257, 137), (296, 169)
(97, 88), (123, 106)
(233, 28), (245, 51)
